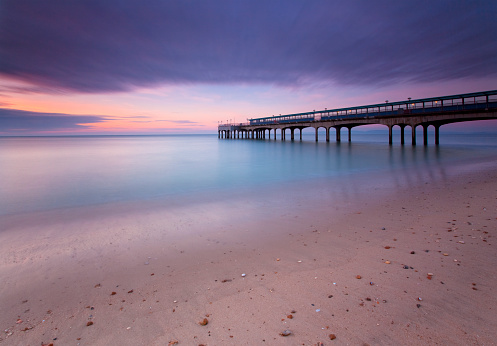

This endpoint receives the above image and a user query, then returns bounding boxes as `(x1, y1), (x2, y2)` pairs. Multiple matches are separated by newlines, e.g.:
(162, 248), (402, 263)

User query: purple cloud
(0, 108), (106, 132)
(1, 0), (496, 93)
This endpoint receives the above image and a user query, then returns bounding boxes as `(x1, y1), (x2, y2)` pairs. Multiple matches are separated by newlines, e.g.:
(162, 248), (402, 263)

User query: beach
(1, 156), (496, 345)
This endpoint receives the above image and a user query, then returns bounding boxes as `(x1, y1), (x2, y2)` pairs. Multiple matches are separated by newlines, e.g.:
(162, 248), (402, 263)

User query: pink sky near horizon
(1, 75), (496, 136)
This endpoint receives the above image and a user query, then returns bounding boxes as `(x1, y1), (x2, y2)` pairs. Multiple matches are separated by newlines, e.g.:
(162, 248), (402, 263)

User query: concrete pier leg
(400, 126), (405, 145)
(274, 129), (277, 140)
(423, 125), (428, 146)
(412, 125), (416, 146)
(388, 126), (392, 145)
(263, 130), (266, 139)
(291, 128), (294, 141)
(435, 125), (440, 145)
(336, 127), (341, 142)
(315, 128), (319, 142)
(282, 129), (285, 141)
(326, 127), (330, 142)
(268, 130), (271, 140)
(300, 129), (302, 141)
(348, 127), (352, 142)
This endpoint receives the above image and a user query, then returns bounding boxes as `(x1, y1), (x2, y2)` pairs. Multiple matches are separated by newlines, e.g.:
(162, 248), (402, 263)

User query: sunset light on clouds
(1, 0), (496, 135)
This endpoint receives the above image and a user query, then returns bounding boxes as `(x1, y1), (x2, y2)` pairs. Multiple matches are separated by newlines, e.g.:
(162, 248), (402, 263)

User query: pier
(218, 90), (497, 145)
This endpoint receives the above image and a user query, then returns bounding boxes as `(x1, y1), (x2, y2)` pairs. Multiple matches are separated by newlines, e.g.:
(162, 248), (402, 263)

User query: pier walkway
(218, 90), (497, 145)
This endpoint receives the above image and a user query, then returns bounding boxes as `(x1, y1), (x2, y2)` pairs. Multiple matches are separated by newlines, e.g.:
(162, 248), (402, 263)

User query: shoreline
(1, 164), (496, 345)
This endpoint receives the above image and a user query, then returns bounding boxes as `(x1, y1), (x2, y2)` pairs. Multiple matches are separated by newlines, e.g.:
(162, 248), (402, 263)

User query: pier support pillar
(291, 128), (295, 141)
(263, 130), (266, 139)
(348, 127), (352, 142)
(423, 124), (428, 146)
(268, 130), (271, 139)
(336, 127), (341, 142)
(412, 125), (417, 146)
(400, 125), (405, 145)
(435, 125), (440, 145)
(388, 126), (393, 145)
(300, 128), (303, 141)
(326, 127), (330, 142)
(315, 128), (319, 142)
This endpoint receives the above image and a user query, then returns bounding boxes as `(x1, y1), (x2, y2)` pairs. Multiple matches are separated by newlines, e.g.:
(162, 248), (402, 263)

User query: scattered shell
(287, 314), (293, 319)
(329, 333), (337, 340)
(168, 341), (179, 346)
(16, 319), (22, 324)
(221, 279), (232, 283)
(384, 246), (391, 249)
(199, 318), (208, 326)
(86, 321), (94, 327)
(276, 258), (280, 261)
(356, 275), (362, 279)
(443, 253), (449, 256)
(385, 260), (391, 264)
(128, 290), (134, 294)
(241, 273), (246, 277)
(94, 283), (101, 288)
(297, 260), (302, 263)
(279, 330), (292, 337)
(111, 292), (117, 295)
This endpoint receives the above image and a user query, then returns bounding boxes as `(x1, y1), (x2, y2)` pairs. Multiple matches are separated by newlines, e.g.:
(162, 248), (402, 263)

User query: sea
(1, 131), (497, 218)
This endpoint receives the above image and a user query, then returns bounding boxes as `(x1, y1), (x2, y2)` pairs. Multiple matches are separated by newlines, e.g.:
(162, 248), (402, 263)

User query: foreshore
(1, 164), (496, 345)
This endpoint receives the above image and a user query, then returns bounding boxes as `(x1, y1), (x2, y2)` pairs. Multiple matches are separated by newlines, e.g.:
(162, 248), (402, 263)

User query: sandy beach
(1, 165), (496, 345)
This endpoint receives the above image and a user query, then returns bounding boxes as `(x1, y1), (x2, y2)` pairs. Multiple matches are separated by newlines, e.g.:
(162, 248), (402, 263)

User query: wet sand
(1, 166), (496, 345)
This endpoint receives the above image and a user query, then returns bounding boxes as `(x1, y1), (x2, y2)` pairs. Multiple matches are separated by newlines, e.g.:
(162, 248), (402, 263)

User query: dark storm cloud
(1, 0), (496, 93)
(0, 108), (106, 132)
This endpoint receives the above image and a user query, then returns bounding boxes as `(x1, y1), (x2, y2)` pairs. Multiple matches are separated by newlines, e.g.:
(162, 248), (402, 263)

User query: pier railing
(246, 90), (497, 125)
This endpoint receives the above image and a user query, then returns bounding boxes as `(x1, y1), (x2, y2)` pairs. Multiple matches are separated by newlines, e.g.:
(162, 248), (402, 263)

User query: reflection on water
(0, 134), (496, 216)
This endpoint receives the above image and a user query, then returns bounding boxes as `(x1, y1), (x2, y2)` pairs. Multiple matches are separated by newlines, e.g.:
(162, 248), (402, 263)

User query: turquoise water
(1, 133), (496, 216)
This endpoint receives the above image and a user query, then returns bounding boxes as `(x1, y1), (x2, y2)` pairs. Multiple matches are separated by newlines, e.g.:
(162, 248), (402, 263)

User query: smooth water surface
(1, 133), (496, 216)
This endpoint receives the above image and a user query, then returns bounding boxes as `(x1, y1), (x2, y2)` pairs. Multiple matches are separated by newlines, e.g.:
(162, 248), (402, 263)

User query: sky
(1, 0), (496, 135)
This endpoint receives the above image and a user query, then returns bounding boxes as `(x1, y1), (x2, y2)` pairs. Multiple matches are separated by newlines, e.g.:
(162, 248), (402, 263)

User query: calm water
(1, 133), (497, 216)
